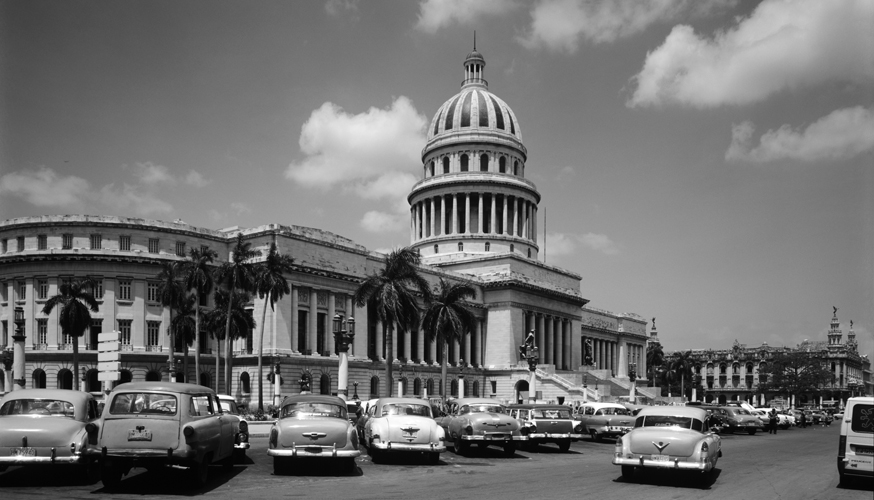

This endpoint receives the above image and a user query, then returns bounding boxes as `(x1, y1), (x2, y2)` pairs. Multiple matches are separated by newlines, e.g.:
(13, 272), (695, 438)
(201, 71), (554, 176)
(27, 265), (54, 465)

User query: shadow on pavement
(94, 464), (246, 495)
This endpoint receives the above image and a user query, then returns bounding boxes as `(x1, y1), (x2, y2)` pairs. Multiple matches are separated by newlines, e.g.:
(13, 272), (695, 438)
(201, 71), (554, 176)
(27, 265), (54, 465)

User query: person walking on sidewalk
(768, 408), (779, 434)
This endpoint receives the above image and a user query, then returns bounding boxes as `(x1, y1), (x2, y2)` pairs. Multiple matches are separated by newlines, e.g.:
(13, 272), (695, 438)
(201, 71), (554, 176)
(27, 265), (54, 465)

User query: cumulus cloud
(98, 183), (173, 215)
(519, 0), (734, 52)
(230, 202), (252, 215)
(131, 161), (211, 188)
(286, 96), (427, 233)
(415, 0), (517, 33)
(546, 231), (620, 256)
(628, 0), (874, 108)
(185, 170), (211, 188)
(325, 0), (360, 17)
(360, 211), (408, 233)
(726, 106), (874, 162)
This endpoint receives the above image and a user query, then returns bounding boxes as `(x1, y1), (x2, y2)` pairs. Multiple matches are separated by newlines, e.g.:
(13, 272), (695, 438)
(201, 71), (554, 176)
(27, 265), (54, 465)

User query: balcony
(31, 344), (48, 350)
(58, 343), (73, 351)
(120, 344), (134, 352)
(145, 345), (163, 352)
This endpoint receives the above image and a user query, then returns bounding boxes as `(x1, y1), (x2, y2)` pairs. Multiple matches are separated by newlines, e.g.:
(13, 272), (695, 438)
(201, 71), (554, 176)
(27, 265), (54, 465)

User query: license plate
(651, 454), (669, 462)
(305, 447), (321, 454)
(402, 431), (417, 439)
(487, 434), (508, 440)
(128, 429), (153, 441)
(748, 422), (756, 426)
(855, 447), (874, 456)
(12, 447), (36, 457)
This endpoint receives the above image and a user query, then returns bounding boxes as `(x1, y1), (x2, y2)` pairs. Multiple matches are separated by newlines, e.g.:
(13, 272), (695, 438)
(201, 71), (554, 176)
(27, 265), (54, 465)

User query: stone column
(429, 198), (435, 238)
(403, 325), (412, 362)
(391, 321), (398, 363)
(463, 328), (471, 366)
(375, 319), (384, 360)
(544, 317), (553, 365)
(440, 196), (446, 236)
(477, 193), (483, 234)
(416, 326), (425, 363)
(536, 315), (545, 362)
(512, 197), (519, 237)
(532, 207), (537, 245)
(452, 194), (458, 235)
(307, 288), (318, 355)
(429, 337), (437, 365)
(290, 285), (299, 353)
(617, 337), (627, 378)
(325, 292), (335, 356)
(464, 193), (471, 234)
(490, 194), (497, 234)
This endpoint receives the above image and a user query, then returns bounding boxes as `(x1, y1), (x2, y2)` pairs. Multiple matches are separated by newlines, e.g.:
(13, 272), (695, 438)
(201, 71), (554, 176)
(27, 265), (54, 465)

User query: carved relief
(298, 289), (309, 304)
(317, 291), (328, 307)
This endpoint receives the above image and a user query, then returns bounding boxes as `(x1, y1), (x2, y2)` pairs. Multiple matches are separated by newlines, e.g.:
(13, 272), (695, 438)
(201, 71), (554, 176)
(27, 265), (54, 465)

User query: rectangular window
(118, 319), (132, 345)
(148, 238), (159, 254)
(37, 318), (48, 344)
(38, 235), (47, 250)
(199, 291), (207, 307)
(199, 329), (208, 352)
(175, 241), (186, 257)
(119, 235), (131, 251)
(1, 239), (6, 253)
(17, 281), (26, 301)
(37, 279), (48, 300)
(17, 236), (24, 252)
(2, 320), (8, 347)
(62, 234), (73, 249)
(118, 280), (132, 301)
(200, 245), (208, 255)
(90, 279), (103, 299)
(147, 321), (160, 346)
(147, 282), (158, 303)
(90, 234), (102, 250)
(62, 331), (73, 345)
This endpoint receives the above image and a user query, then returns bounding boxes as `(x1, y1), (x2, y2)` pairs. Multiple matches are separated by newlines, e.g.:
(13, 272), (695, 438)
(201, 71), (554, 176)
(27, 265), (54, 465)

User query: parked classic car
(712, 406), (763, 434)
(268, 394), (360, 474)
(507, 404), (584, 452)
(97, 382), (239, 487)
(361, 397), (445, 464)
(436, 398), (527, 456)
(216, 394), (250, 461)
(0, 389), (101, 481)
(574, 402), (634, 441)
(613, 406), (722, 484)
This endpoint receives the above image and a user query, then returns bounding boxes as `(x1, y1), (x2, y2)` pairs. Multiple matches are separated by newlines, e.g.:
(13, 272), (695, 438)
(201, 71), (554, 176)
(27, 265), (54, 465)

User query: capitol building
(0, 48), (652, 405)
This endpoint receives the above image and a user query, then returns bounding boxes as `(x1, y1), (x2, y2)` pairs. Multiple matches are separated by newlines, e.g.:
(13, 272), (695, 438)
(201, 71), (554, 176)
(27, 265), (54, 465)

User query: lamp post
(629, 363), (637, 401)
(12, 307), (26, 391)
(272, 355), (282, 406)
(583, 372), (588, 403)
(332, 315), (355, 400)
(458, 358), (467, 397)
(518, 330), (539, 403)
(352, 381), (359, 401)
(298, 372), (311, 394)
(397, 363), (405, 397)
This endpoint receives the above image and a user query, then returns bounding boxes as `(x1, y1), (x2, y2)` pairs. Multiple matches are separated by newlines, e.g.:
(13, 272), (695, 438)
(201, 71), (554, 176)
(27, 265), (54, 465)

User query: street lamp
(298, 372), (311, 394)
(12, 307), (26, 391)
(332, 314), (355, 400)
(397, 362), (405, 397)
(458, 358), (467, 397)
(629, 363), (637, 401)
(518, 330), (539, 403)
(352, 381), (359, 401)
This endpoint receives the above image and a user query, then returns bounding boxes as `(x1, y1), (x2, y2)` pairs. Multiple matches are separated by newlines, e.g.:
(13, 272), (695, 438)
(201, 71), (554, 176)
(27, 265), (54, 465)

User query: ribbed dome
(427, 87), (522, 142)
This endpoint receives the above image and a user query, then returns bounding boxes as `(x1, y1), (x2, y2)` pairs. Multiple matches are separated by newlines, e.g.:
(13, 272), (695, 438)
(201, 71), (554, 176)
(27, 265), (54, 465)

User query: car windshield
(281, 402), (346, 419)
(467, 404), (504, 414)
(730, 409), (751, 415)
(219, 400), (239, 415)
(381, 404), (431, 417)
(0, 399), (76, 418)
(636, 415), (705, 431)
(533, 409), (571, 419)
(597, 407), (629, 416)
(109, 393), (177, 415)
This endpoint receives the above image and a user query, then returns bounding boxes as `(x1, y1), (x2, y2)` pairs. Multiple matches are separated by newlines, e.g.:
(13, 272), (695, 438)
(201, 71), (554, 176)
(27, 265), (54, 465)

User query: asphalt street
(0, 422), (871, 499)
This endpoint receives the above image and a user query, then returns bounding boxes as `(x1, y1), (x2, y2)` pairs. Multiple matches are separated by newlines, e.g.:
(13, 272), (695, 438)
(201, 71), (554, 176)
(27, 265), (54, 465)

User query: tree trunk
(168, 308), (175, 381)
(194, 289), (201, 386)
(258, 297), (269, 410)
(183, 342), (189, 383)
(441, 339), (448, 406)
(384, 322), (393, 397)
(226, 330), (233, 395)
(73, 336), (80, 392)
(223, 285), (234, 395)
(215, 337), (221, 392)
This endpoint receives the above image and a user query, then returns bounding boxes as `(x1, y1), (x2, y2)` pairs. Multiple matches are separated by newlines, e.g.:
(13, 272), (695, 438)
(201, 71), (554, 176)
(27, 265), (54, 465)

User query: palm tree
(646, 342), (664, 387)
(155, 261), (186, 381)
(206, 288), (255, 393)
(172, 294), (198, 383)
(182, 246), (217, 386)
(670, 350), (695, 400)
(253, 242), (294, 410)
(42, 278), (99, 391)
(354, 247), (431, 397)
(214, 234), (258, 394)
(421, 278), (477, 405)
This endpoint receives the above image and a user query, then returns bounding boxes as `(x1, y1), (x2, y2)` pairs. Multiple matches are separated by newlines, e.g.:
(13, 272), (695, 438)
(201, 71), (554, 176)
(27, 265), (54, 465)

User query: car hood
(626, 427), (702, 457)
(276, 417), (349, 448)
(381, 416), (438, 444)
(0, 416), (86, 447)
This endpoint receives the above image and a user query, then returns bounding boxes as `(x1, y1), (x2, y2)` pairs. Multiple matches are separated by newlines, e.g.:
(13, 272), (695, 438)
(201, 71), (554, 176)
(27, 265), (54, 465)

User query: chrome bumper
(460, 434), (528, 442)
(529, 433), (584, 440)
(268, 444), (361, 458)
(0, 455), (86, 465)
(613, 455), (712, 472)
(370, 441), (446, 453)
(101, 448), (196, 460)
(234, 442), (251, 450)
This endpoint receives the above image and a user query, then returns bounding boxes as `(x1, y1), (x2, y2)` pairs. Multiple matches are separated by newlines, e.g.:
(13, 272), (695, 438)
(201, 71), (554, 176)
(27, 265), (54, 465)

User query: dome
(426, 87), (522, 142)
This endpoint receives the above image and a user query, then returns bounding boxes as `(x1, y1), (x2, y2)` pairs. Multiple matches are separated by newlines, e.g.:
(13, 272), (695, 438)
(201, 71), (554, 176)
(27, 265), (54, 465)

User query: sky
(1, 0), (872, 360)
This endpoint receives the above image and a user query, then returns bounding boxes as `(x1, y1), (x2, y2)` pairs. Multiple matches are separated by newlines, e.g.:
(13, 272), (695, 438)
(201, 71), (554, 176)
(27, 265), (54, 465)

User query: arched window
(510, 244), (514, 253)
(732, 363), (740, 374)
(399, 378), (407, 396)
(146, 370), (162, 382)
(745, 363), (754, 373)
(200, 372), (211, 388)
(319, 373), (331, 395)
(414, 378), (422, 396)
(460, 154), (469, 171)
(32, 369), (46, 389)
(119, 370), (133, 385)
(86, 369), (99, 392)
(480, 154), (488, 171)
(719, 364), (727, 375)
(175, 372), (185, 383)
(370, 376), (380, 398)
(241, 372), (251, 394)
(430, 161), (435, 177)
(527, 249), (531, 258)
(485, 242), (490, 252)
(458, 242), (463, 252)
(434, 244), (439, 254)
(438, 379), (444, 396)
(442, 157), (450, 174)
(426, 378), (434, 396)
(514, 160), (519, 176)
(472, 380), (479, 397)
(499, 156), (506, 173)
(450, 379), (458, 397)
(57, 368), (73, 390)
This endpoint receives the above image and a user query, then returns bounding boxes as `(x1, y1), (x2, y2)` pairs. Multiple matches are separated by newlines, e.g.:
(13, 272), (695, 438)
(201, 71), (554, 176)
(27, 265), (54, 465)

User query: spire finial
(474, 31), (476, 50)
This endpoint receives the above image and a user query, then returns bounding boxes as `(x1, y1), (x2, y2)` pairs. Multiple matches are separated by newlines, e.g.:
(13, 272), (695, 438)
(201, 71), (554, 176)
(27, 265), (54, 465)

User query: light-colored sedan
(216, 394), (250, 461)
(268, 394), (360, 474)
(97, 382), (238, 487)
(507, 404), (584, 452)
(436, 398), (527, 456)
(0, 389), (101, 481)
(361, 397), (445, 464)
(613, 406), (722, 485)
(574, 402), (634, 441)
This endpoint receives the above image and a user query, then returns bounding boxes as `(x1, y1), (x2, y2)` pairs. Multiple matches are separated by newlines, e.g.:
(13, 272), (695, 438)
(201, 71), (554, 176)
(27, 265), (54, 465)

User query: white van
(837, 396), (874, 484)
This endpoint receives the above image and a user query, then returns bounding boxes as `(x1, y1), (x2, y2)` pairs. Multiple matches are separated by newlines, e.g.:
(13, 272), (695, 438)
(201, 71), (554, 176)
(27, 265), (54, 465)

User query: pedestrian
(800, 411), (806, 428)
(768, 408), (778, 434)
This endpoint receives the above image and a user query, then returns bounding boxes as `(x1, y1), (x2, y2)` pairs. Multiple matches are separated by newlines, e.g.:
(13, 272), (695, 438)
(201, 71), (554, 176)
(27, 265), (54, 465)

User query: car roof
(582, 402), (626, 409)
(376, 397), (431, 406)
(108, 382), (215, 394)
(281, 394), (346, 406)
(507, 404), (571, 410)
(638, 406), (707, 419)
(0, 388), (93, 403)
(453, 398), (505, 406)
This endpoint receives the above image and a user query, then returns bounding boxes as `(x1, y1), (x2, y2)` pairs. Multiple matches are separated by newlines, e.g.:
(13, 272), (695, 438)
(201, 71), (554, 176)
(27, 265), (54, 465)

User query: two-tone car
(574, 402), (634, 441)
(216, 394), (250, 462)
(436, 398), (527, 456)
(711, 406), (763, 434)
(268, 394), (360, 474)
(361, 397), (445, 464)
(613, 406), (722, 485)
(0, 389), (101, 481)
(97, 382), (239, 487)
(507, 404), (584, 452)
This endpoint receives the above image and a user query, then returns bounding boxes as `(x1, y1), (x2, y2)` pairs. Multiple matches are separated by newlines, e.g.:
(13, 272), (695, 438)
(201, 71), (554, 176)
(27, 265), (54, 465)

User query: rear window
(636, 415), (704, 431)
(0, 399), (76, 418)
(533, 409), (571, 419)
(850, 404), (873, 434)
(110, 393), (177, 415)
(281, 402), (346, 419)
(381, 403), (431, 417)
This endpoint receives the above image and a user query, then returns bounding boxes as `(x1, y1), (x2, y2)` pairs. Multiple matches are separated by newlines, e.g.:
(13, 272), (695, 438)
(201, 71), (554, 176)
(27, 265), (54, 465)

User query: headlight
(574, 423), (583, 433)
(464, 425), (474, 435)
(238, 420), (248, 433)
(183, 426), (195, 438)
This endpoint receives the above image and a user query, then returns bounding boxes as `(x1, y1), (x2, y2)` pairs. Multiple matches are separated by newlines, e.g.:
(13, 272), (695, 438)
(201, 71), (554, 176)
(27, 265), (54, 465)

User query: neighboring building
(663, 310), (872, 405)
(0, 48), (649, 405)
